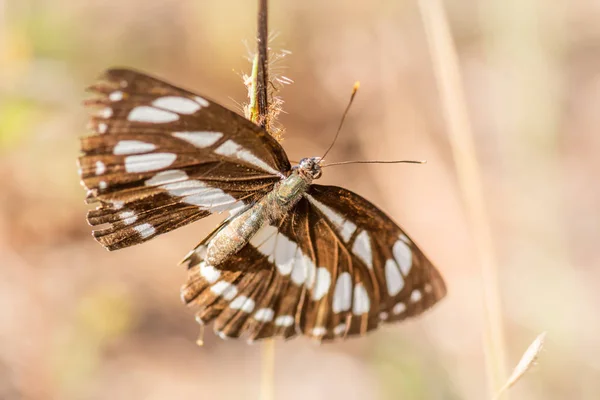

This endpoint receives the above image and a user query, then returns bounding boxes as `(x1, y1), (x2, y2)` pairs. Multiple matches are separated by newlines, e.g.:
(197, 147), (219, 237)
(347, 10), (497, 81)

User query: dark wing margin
(180, 185), (445, 343)
(78, 68), (291, 250)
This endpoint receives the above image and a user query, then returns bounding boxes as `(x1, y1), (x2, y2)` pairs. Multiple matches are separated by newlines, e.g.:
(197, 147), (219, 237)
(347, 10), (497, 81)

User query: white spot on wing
(200, 262), (221, 283)
(146, 173), (239, 213)
(254, 308), (275, 322)
(311, 267), (331, 301)
(119, 210), (137, 225)
(216, 330), (228, 340)
(194, 96), (210, 107)
(230, 296), (255, 313)
(333, 323), (347, 336)
(274, 315), (295, 327)
(114, 140), (157, 155)
(251, 226), (318, 288)
(305, 195), (357, 242)
(291, 248), (315, 286)
(172, 131), (223, 148)
(384, 259), (404, 296)
(153, 96), (200, 114)
(109, 91), (123, 101)
(393, 302), (406, 315)
(144, 169), (189, 186)
(100, 107), (112, 118)
(213, 140), (240, 156)
(311, 326), (327, 336)
(110, 200), (124, 209)
(133, 223), (155, 239)
(332, 272), (352, 313)
(124, 153), (177, 173)
(352, 283), (370, 315)
(95, 160), (106, 175)
(210, 281), (238, 301)
(290, 249), (304, 284)
(97, 123), (108, 134)
(214, 139), (281, 176)
(273, 234), (297, 275)
(128, 106), (179, 123)
(393, 238), (412, 276)
(98, 181), (107, 190)
(160, 180), (207, 196)
(183, 190), (238, 212)
(352, 230), (373, 268)
(410, 289), (422, 303)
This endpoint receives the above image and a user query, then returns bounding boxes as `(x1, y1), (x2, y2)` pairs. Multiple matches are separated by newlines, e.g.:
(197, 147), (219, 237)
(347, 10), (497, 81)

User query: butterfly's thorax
(205, 169), (313, 266)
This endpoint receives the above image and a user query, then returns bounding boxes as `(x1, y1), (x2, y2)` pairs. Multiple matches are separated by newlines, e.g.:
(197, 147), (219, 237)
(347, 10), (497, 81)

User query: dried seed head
(494, 332), (547, 399)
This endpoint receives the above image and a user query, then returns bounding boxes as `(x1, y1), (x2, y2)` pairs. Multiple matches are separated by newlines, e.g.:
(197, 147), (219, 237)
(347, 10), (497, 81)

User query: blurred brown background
(1, 0), (599, 399)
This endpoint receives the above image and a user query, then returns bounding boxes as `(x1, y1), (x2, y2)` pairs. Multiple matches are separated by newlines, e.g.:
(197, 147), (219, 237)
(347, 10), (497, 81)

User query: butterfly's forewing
(78, 69), (291, 250)
(181, 185), (445, 342)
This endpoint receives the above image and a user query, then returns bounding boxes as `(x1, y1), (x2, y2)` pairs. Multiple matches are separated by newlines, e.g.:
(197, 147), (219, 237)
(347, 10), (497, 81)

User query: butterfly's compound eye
(298, 158), (312, 170)
(309, 157), (323, 179)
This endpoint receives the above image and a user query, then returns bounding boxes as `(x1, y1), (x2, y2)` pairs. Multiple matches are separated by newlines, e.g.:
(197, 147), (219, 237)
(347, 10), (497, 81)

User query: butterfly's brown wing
(79, 69), (291, 250)
(300, 185), (446, 339)
(181, 185), (445, 342)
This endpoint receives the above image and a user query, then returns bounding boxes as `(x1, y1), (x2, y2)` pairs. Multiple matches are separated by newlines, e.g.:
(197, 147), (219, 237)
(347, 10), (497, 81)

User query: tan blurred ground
(1, 1), (599, 399)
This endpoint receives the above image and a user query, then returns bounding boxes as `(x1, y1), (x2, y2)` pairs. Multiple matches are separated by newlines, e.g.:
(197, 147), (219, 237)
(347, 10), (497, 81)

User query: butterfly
(78, 68), (446, 343)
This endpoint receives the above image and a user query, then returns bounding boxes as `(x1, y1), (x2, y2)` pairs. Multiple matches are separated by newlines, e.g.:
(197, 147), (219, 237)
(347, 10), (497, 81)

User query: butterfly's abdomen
(205, 172), (311, 267)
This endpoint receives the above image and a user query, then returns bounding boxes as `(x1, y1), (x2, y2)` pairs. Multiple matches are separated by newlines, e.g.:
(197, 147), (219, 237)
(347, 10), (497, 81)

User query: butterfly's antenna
(321, 159), (427, 168)
(320, 81), (360, 162)
(319, 83), (426, 168)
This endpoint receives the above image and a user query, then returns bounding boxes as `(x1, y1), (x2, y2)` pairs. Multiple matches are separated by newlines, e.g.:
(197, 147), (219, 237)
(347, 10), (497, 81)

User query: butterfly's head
(296, 157), (323, 180)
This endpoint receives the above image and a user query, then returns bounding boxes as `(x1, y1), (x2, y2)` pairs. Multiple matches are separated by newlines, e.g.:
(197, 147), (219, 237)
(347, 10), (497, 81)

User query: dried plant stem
(256, 0), (269, 129)
(259, 338), (276, 400)
(417, 0), (508, 397)
(249, 1), (276, 399)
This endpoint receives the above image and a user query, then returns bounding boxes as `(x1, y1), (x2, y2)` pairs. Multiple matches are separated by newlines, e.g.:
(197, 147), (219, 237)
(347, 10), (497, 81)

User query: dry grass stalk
(259, 338), (276, 400)
(417, 0), (508, 396)
(247, 2), (276, 400)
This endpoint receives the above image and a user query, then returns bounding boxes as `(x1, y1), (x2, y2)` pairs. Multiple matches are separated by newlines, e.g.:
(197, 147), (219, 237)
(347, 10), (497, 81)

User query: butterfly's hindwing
(290, 198), (380, 340)
(305, 185), (447, 326)
(181, 224), (303, 341)
(78, 69), (291, 250)
(181, 185), (445, 342)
